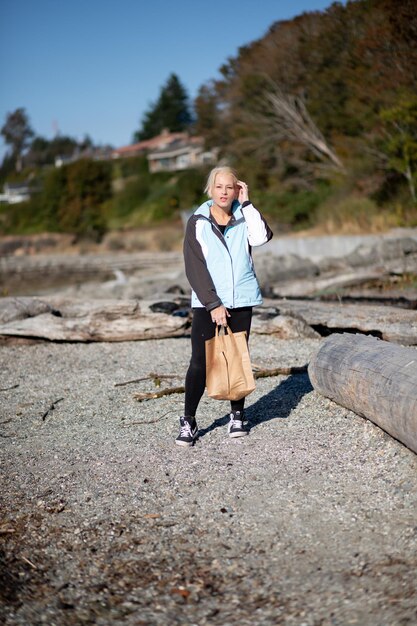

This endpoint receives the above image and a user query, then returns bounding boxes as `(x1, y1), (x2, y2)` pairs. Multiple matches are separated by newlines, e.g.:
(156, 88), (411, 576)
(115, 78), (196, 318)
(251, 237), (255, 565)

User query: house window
(177, 154), (189, 169)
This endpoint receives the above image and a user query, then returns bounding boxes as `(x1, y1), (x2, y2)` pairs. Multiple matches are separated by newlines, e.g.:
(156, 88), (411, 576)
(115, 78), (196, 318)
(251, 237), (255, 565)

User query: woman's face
(211, 173), (237, 211)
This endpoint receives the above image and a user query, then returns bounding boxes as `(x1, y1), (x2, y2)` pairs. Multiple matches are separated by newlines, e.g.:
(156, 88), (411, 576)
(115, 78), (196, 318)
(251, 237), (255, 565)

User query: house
(111, 129), (186, 160)
(0, 182), (31, 204)
(55, 154), (77, 168)
(55, 146), (114, 168)
(147, 136), (218, 173)
(112, 129), (218, 172)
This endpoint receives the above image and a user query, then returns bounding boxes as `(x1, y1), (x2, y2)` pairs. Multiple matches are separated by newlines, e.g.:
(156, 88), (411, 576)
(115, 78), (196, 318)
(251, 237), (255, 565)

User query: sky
(0, 0), (339, 160)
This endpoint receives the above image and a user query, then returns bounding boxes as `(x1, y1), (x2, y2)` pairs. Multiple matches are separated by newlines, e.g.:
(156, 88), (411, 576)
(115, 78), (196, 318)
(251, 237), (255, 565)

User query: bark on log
(308, 333), (417, 454)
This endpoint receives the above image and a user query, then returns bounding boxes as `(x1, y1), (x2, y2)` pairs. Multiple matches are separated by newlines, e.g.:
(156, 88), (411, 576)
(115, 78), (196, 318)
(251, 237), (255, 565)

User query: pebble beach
(1, 332), (416, 625)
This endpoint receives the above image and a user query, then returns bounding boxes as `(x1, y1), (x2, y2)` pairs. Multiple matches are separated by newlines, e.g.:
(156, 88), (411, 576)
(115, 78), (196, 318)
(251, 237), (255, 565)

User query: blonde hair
(204, 166), (238, 197)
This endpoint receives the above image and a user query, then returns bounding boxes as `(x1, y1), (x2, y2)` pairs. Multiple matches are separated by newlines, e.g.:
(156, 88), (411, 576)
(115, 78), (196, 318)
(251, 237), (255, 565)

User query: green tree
(39, 159), (112, 239)
(59, 159), (112, 239)
(380, 98), (417, 203)
(0, 152), (17, 185)
(134, 73), (192, 141)
(1, 108), (34, 171)
(26, 134), (79, 167)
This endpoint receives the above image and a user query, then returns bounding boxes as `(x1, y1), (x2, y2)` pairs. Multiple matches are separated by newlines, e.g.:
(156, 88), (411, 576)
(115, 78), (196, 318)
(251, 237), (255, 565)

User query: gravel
(1, 334), (416, 626)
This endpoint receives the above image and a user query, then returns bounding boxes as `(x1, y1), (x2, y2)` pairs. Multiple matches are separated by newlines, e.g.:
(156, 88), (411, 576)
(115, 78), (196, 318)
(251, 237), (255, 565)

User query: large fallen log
(1, 296), (416, 344)
(0, 297), (189, 342)
(273, 299), (417, 345)
(308, 333), (417, 454)
(272, 268), (388, 298)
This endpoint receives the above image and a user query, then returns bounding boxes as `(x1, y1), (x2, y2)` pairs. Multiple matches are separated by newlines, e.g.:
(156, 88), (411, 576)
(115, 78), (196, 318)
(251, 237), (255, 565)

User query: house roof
(112, 129), (188, 157)
(148, 137), (204, 159)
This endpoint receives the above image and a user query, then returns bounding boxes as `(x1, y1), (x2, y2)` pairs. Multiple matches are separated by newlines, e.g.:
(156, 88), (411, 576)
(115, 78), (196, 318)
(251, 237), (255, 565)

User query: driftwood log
(1, 296), (417, 344)
(308, 333), (417, 454)
(273, 299), (417, 345)
(0, 297), (189, 342)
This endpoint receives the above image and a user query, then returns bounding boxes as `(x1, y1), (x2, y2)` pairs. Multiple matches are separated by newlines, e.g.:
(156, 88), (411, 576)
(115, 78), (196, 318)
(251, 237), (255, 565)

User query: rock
(345, 237), (417, 267)
(149, 301), (180, 314)
(254, 253), (319, 286)
(165, 285), (186, 295)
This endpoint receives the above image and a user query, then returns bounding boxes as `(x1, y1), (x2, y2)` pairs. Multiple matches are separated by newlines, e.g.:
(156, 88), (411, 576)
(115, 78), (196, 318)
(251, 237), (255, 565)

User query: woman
(176, 166), (273, 446)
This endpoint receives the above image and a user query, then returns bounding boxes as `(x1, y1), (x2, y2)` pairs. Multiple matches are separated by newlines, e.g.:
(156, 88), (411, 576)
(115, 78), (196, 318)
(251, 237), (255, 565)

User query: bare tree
(252, 83), (345, 173)
(268, 89), (344, 168)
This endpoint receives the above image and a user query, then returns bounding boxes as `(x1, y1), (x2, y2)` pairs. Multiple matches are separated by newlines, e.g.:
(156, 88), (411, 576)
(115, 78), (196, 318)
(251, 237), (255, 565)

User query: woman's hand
(210, 305), (231, 326)
(237, 180), (249, 204)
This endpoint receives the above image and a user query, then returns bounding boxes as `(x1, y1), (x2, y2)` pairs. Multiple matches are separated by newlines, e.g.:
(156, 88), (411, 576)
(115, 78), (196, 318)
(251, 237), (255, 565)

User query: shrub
(113, 155), (149, 179)
(315, 195), (390, 233)
(173, 168), (207, 208)
(253, 183), (331, 229)
(104, 176), (151, 226)
(56, 159), (112, 240)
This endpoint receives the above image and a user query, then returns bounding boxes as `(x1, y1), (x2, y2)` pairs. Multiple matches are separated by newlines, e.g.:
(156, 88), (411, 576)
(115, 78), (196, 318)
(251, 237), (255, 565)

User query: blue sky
(0, 0), (338, 160)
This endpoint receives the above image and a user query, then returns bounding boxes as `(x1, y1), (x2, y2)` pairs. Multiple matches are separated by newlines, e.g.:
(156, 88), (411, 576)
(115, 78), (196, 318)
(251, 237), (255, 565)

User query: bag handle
(215, 324), (233, 337)
(215, 325), (239, 350)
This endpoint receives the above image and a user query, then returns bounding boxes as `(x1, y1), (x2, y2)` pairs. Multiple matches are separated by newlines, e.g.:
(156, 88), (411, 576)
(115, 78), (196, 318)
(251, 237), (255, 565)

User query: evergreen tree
(25, 135), (79, 168)
(1, 108), (34, 172)
(134, 73), (192, 141)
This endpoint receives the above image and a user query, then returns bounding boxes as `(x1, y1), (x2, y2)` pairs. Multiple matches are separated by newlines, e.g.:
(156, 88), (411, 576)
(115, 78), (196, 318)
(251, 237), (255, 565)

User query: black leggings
(184, 307), (253, 418)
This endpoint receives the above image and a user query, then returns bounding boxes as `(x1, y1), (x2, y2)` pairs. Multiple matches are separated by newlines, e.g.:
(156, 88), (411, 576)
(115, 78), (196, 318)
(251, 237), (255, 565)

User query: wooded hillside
(195, 0), (417, 229)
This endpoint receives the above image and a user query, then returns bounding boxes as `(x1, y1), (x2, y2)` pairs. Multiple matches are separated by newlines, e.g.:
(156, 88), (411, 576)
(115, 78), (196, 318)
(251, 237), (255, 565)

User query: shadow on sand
(198, 372), (313, 438)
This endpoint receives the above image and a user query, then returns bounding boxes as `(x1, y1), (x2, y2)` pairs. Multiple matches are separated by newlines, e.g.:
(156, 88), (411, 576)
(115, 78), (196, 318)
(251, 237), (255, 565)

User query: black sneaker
(175, 416), (198, 447)
(228, 411), (248, 438)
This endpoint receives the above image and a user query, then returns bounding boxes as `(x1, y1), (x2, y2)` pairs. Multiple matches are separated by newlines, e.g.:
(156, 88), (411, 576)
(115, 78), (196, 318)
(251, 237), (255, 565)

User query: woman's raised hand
(237, 180), (249, 204)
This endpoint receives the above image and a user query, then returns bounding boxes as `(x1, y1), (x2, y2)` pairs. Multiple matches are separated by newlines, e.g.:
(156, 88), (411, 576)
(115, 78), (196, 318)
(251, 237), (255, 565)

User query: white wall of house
(148, 145), (218, 173)
(0, 183), (31, 204)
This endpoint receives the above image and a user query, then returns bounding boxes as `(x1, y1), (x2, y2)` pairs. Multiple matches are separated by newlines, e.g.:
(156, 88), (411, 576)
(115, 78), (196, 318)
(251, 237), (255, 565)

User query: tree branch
(132, 365), (308, 402)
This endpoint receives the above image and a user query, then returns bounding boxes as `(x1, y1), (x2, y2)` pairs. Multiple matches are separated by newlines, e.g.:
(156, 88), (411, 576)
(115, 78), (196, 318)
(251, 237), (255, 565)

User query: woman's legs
(227, 307), (252, 414)
(184, 307), (253, 418)
(184, 308), (214, 417)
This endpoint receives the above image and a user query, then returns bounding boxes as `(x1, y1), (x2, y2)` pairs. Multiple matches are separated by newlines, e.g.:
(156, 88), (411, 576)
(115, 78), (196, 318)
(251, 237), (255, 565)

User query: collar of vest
(194, 199), (244, 223)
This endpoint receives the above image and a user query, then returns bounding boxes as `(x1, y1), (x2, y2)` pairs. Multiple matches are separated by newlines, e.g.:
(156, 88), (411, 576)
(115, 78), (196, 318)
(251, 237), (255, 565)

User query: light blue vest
(191, 200), (263, 309)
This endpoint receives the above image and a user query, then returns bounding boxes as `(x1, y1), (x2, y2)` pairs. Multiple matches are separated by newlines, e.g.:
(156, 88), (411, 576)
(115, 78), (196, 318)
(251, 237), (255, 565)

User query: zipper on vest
(202, 214), (239, 306)
(210, 220), (235, 307)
